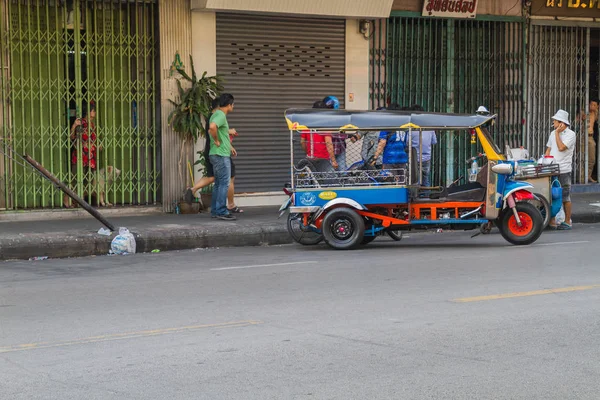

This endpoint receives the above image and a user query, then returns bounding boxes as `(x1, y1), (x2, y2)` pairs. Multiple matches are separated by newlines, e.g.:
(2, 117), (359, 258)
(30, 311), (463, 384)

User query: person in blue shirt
(369, 104), (409, 180)
(370, 135), (408, 184)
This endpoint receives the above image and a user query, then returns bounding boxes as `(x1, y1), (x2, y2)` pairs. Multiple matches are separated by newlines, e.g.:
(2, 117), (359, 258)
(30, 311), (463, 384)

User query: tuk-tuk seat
(427, 182), (486, 202)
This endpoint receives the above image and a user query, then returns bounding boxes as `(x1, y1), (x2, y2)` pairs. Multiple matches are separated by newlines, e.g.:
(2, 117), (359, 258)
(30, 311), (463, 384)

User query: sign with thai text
(531, 0), (600, 18)
(422, 0), (478, 19)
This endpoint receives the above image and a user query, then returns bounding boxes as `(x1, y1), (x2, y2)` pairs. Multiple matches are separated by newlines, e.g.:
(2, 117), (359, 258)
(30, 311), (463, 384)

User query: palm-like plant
(168, 55), (223, 187)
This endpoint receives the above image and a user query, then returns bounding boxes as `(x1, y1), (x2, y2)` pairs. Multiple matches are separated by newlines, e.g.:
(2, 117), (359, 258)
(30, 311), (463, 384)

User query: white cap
(476, 106), (489, 114)
(551, 109), (570, 126)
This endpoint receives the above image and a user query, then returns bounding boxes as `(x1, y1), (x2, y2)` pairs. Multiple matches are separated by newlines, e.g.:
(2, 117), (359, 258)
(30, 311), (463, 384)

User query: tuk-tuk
(280, 109), (544, 250)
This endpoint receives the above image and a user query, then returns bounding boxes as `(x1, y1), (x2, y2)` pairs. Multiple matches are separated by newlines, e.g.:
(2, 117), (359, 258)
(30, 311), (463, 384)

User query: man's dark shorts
(558, 173), (571, 202)
(205, 157), (235, 178)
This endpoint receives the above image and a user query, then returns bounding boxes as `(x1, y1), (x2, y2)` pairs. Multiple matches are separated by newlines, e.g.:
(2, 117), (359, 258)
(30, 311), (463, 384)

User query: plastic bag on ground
(97, 227), (112, 236)
(110, 227), (137, 255)
(555, 207), (565, 225)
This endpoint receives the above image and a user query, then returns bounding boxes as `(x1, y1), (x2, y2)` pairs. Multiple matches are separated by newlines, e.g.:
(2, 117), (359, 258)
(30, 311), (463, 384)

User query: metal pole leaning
(24, 154), (115, 232)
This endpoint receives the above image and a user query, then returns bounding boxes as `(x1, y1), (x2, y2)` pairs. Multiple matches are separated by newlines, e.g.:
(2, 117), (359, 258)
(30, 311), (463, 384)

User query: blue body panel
(294, 187), (409, 207)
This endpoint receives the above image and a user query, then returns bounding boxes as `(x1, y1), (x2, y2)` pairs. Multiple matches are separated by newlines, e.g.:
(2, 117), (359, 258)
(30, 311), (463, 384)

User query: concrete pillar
(159, 0), (192, 212)
(345, 19), (370, 111)
(190, 11), (217, 184)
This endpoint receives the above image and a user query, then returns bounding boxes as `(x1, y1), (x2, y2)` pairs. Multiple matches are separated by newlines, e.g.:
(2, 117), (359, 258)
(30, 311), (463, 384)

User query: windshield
(479, 127), (502, 155)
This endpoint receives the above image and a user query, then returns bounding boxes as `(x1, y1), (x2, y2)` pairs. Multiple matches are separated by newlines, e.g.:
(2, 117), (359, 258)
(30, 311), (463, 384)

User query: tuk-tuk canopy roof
(285, 109), (496, 131)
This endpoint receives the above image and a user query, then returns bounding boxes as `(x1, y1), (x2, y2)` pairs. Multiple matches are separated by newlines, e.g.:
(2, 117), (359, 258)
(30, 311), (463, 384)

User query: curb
(572, 211), (600, 224)
(0, 224), (292, 261)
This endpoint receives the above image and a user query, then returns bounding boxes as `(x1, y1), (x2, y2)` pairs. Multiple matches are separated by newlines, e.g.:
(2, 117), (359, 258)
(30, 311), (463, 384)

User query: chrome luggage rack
(514, 163), (560, 179)
(293, 164), (407, 189)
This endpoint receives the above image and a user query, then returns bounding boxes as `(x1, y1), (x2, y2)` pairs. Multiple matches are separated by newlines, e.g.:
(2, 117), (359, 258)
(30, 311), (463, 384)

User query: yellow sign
(319, 191), (338, 200)
(531, 0), (600, 17)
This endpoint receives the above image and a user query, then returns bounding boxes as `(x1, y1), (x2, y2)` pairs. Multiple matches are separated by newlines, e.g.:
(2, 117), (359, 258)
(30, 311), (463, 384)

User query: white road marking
(211, 261), (318, 271)
(506, 240), (589, 249)
(535, 240), (590, 246)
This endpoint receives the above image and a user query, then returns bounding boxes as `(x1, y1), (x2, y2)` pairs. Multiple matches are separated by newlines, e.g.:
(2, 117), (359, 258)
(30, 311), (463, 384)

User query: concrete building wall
(191, 11), (217, 187)
(345, 19), (370, 111)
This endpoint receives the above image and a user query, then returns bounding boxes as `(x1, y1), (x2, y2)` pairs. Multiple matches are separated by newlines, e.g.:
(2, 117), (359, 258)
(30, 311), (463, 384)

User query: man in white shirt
(545, 109), (576, 230)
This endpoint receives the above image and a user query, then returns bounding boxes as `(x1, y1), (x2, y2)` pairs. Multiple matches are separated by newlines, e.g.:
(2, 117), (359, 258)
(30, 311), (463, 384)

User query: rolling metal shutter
(216, 13), (345, 193)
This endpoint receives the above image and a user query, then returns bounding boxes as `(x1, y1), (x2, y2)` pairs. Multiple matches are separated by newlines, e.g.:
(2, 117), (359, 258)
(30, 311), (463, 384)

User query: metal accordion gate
(0, 0), (159, 210)
(527, 23), (590, 185)
(370, 15), (525, 186)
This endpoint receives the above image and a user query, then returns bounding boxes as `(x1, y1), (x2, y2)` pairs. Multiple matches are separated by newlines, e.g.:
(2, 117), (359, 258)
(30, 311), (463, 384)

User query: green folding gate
(0, 0), (159, 210)
(370, 15), (525, 186)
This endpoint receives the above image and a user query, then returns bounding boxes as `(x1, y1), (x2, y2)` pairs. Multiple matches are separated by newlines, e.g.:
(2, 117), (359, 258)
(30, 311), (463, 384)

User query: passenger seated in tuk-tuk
(300, 101), (337, 172)
(350, 106), (386, 169)
(410, 104), (437, 187)
(369, 104), (409, 179)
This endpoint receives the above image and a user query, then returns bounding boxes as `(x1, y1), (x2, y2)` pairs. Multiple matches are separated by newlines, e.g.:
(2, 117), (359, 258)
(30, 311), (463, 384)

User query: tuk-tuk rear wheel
(530, 193), (550, 229)
(322, 208), (365, 250)
(287, 213), (323, 245)
(498, 202), (543, 246)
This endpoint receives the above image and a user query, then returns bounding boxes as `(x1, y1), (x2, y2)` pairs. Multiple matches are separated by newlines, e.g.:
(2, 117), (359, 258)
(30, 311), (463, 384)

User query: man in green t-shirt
(208, 93), (236, 220)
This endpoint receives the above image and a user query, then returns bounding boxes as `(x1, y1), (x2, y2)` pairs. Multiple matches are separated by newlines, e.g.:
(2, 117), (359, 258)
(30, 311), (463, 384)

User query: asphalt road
(1, 225), (600, 399)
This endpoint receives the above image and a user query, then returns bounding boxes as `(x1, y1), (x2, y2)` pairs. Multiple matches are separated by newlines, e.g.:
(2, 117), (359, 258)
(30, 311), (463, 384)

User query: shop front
(191, 0), (393, 199)
(370, 0), (525, 186)
(0, 0), (160, 211)
(527, 0), (600, 184)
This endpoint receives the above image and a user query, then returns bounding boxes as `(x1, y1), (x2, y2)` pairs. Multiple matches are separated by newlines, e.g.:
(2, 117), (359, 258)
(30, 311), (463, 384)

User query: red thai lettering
(468, 0), (477, 13)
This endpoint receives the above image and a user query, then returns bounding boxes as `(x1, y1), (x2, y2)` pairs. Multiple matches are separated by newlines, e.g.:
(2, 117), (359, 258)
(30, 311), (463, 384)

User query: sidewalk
(1, 192), (600, 261)
(0, 207), (289, 261)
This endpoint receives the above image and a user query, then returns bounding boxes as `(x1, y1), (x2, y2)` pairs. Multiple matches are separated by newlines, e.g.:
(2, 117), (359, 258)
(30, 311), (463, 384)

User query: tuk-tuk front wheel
(498, 202), (543, 246)
(323, 208), (365, 250)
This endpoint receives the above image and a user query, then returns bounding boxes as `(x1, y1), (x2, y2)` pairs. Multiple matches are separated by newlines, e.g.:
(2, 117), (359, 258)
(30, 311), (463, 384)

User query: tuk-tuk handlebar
(466, 153), (487, 164)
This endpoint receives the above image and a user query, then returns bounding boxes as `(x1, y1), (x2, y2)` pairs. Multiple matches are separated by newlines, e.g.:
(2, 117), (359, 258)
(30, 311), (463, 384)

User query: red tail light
(513, 190), (534, 201)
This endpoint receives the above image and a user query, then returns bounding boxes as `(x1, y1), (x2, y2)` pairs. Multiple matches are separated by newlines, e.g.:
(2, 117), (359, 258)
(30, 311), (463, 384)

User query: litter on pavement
(110, 227), (137, 255)
(97, 227), (112, 236)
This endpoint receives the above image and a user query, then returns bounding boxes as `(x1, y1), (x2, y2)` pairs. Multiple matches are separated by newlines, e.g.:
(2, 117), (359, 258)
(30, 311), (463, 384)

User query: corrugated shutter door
(216, 13), (345, 193)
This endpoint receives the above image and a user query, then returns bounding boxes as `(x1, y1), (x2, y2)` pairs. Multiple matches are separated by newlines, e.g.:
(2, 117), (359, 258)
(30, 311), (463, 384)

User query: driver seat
(428, 182), (486, 201)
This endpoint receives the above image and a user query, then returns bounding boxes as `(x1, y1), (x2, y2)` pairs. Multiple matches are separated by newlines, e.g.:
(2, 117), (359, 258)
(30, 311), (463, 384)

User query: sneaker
(217, 213), (237, 221)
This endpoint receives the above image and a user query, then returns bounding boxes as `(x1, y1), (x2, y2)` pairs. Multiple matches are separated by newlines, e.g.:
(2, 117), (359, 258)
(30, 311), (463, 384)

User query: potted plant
(168, 55), (223, 211)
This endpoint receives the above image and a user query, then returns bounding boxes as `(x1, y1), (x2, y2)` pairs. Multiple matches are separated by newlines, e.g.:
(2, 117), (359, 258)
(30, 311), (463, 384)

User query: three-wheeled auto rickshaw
(280, 109), (545, 250)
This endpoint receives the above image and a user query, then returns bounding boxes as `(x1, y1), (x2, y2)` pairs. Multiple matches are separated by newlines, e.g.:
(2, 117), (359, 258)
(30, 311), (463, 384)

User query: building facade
(1, 0), (599, 215)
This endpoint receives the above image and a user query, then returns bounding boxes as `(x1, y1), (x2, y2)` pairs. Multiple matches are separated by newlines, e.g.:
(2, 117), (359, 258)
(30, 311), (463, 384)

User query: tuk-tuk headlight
(491, 163), (514, 175)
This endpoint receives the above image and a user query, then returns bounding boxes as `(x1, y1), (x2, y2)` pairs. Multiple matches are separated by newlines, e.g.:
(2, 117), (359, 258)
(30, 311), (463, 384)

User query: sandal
(557, 222), (572, 230)
(227, 206), (244, 213)
(547, 224), (558, 231)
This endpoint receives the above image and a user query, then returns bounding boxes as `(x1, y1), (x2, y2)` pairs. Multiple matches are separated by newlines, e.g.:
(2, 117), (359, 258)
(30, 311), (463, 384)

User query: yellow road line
(452, 285), (600, 303)
(0, 320), (263, 354)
